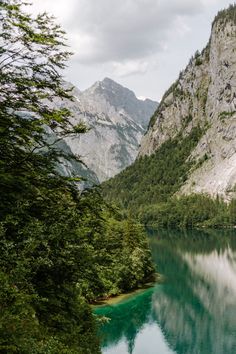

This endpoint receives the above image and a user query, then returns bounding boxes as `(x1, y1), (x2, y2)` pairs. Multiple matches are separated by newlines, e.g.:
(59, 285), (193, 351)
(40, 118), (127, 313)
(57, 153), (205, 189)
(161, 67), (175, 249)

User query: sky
(30, 0), (234, 101)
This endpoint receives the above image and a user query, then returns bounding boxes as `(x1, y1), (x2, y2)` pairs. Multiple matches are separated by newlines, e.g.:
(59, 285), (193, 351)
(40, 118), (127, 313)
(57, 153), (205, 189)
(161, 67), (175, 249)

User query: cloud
(67, 0), (203, 64)
(31, 0), (204, 65)
(112, 59), (149, 77)
(29, 0), (232, 83)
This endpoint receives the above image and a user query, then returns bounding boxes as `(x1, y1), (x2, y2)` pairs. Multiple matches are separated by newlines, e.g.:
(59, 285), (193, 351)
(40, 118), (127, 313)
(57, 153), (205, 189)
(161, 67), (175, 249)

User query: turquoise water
(95, 229), (236, 354)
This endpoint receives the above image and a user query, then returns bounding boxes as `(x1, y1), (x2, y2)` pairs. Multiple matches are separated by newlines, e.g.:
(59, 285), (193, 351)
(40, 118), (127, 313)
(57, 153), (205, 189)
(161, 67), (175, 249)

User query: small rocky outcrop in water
(139, 5), (236, 201)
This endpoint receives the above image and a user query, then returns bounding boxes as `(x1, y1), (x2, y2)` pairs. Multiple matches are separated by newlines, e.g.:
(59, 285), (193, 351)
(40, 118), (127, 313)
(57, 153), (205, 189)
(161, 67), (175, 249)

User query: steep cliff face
(139, 7), (236, 200)
(55, 78), (157, 183)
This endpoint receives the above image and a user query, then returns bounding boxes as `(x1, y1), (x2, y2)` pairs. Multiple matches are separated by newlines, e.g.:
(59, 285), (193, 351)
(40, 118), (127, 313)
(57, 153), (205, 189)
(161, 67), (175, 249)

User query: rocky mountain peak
(52, 78), (158, 183)
(81, 77), (157, 128)
(90, 77), (135, 97)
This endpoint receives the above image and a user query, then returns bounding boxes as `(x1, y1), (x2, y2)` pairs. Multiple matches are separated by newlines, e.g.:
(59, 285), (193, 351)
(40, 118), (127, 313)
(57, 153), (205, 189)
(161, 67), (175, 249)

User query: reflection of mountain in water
(96, 230), (236, 354)
(152, 230), (236, 354)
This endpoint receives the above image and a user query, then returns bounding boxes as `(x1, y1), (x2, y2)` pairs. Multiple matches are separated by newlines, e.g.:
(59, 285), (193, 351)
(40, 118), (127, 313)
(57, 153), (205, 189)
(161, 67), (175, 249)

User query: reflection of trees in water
(151, 229), (236, 354)
(148, 228), (236, 256)
(96, 229), (236, 354)
(95, 287), (154, 352)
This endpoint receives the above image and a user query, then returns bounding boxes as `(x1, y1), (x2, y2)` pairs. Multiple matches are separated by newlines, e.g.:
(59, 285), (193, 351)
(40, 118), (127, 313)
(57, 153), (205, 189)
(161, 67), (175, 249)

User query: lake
(94, 229), (236, 354)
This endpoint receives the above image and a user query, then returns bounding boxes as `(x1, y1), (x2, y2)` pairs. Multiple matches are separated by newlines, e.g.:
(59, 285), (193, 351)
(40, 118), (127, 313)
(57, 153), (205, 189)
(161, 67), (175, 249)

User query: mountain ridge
(138, 4), (236, 201)
(101, 4), (236, 228)
(55, 77), (158, 182)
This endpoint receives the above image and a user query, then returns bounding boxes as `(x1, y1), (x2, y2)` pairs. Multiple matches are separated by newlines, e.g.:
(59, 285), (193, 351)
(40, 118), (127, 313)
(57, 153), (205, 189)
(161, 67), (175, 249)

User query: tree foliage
(102, 127), (203, 212)
(102, 126), (236, 229)
(0, 1), (155, 352)
(139, 194), (236, 229)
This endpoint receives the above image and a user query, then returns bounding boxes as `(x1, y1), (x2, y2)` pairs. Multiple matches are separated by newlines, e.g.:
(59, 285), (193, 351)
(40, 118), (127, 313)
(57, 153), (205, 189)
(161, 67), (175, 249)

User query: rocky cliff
(44, 126), (99, 187)
(55, 78), (157, 183)
(139, 5), (236, 200)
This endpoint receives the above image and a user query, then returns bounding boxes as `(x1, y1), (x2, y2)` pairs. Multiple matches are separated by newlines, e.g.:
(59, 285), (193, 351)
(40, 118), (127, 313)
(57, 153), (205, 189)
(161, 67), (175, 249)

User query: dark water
(94, 229), (236, 354)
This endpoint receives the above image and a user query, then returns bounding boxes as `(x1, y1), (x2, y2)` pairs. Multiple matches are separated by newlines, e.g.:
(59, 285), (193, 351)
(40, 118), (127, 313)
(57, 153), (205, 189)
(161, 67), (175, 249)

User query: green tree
(0, 2), (155, 352)
(0, 1), (99, 352)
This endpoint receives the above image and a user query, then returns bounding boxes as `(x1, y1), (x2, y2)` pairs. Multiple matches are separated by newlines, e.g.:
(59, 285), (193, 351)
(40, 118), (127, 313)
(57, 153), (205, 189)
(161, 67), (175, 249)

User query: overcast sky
(30, 0), (233, 101)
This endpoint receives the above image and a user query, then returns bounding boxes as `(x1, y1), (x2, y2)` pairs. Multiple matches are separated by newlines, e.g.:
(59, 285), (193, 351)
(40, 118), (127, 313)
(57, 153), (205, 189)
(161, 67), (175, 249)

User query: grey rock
(54, 78), (157, 183)
(138, 12), (236, 201)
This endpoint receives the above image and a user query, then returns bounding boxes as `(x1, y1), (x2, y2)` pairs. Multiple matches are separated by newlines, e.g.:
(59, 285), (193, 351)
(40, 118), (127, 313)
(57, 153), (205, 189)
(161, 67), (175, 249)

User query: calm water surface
(95, 229), (236, 354)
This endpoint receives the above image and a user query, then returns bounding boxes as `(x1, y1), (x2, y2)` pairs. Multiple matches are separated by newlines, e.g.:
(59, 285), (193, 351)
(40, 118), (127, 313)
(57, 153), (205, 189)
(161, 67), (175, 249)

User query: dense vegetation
(102, 126), (236, 229)
(140, 195), (236, 229)
(0, 1), (154, 352)
(103, 127), (203, 208)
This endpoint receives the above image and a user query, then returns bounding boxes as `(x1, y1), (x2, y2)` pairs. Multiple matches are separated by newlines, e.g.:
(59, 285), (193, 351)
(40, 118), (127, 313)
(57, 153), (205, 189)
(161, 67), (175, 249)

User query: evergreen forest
(0, 1), (154, 352)
(102, 128), (236, 229)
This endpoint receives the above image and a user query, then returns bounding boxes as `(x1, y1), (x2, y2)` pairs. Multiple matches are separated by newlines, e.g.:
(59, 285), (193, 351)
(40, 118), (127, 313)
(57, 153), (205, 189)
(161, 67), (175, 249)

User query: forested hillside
(102, 4), (236, 229)
(102, 134), (236, 228)
(0, 1), (154, 352)
(139, 4), (236, 201)
(102, 125), (236, 228)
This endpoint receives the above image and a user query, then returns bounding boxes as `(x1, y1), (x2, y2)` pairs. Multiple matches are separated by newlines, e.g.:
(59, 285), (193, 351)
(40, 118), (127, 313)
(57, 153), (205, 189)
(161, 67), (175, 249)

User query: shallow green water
(95, 229), (236, 354)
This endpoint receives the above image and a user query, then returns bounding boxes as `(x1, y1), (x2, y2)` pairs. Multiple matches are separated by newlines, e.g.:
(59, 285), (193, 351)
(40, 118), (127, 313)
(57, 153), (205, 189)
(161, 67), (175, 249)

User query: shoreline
(92, 274), (161, 307)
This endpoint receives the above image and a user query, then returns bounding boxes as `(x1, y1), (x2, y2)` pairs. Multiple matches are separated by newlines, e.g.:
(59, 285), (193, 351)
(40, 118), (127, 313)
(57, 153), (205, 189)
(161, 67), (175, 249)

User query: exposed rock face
(44, 126), (99, 187)
(57, 78), (157, 182)
(139, 8), (236, 200)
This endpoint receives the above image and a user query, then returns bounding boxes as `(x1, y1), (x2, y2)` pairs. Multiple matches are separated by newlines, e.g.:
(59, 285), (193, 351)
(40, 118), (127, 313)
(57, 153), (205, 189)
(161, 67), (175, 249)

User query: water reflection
(95, 229), (236, 354)
(95, 286), (156, 353)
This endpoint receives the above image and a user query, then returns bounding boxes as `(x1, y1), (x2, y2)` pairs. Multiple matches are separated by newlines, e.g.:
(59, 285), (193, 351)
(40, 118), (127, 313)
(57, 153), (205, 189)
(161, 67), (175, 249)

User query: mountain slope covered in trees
(102, 4), (236, 228)
(139, 4), (236, 200)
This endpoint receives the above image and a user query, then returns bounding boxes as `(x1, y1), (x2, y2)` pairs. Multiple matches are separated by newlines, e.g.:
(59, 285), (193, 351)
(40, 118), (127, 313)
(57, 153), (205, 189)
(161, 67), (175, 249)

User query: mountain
(139, 5), (236, 201)
(102, 5), (236, 208)
(101, 5), (236, 228)
(53, 78), (157, 183)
